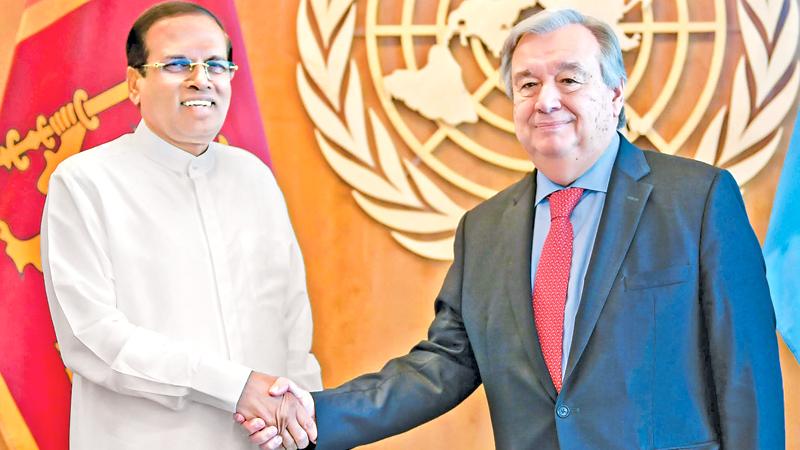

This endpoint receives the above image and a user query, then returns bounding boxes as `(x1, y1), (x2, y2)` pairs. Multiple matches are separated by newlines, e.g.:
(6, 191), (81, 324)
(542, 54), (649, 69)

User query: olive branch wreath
(296, 0), (800, 261)
(694, 0), (799, 186)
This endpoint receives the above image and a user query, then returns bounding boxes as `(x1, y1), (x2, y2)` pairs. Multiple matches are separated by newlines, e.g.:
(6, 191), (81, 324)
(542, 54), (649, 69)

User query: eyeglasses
(139, 58), (238, 79)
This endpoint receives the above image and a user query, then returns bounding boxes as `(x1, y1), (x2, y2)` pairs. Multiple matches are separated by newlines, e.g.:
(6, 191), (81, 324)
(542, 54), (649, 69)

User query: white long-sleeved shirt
(41, 122), (322, 450)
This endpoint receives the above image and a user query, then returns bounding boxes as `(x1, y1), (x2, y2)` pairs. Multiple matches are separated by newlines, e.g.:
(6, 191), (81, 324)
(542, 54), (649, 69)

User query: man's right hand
(236, 376), (316, 449)
(235, 372), (317, 449)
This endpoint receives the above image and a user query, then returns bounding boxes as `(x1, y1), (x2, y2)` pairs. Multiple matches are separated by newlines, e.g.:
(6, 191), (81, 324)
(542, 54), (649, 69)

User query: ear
(610, 78), (625, 117)
(126, 66), (143, 106)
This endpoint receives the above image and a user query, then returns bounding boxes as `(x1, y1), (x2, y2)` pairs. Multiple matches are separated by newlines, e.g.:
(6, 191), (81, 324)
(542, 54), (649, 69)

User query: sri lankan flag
(0, 1), (269, 448)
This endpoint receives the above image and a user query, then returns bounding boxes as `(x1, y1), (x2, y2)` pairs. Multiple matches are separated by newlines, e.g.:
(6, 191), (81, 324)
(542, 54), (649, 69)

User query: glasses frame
(139, 59), (239, 79)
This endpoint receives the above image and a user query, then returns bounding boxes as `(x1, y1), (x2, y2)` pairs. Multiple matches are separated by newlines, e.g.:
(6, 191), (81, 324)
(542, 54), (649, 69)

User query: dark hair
(126, 1), (233, 74)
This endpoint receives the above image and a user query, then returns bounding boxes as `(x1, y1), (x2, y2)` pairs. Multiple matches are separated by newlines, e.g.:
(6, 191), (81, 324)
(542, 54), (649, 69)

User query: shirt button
(556, 405), (571, 418)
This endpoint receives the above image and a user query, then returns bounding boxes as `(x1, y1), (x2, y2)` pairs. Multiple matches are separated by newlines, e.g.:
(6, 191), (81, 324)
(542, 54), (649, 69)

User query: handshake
(234, 372), (316, 450)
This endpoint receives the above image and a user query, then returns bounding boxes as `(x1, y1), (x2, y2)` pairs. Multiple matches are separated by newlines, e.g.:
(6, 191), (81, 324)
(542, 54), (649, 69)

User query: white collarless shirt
(41, 122), (321, 450)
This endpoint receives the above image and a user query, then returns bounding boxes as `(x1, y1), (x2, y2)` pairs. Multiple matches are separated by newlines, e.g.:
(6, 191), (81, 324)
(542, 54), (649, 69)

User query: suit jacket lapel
(564, 139), (653, 382)
(501, 172), (558, 401)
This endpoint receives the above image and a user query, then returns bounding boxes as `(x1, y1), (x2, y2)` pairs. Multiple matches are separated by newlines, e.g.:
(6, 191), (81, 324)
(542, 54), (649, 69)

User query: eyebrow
(161, 54), (228, 61)
(512, 61), (592, 84)
(511, 69), (535, 85)
(556, 62), (591, 77)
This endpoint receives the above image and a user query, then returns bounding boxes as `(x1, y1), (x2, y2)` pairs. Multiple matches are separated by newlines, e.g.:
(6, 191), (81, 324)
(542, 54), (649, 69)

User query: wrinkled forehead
(510, 25), (602, 73)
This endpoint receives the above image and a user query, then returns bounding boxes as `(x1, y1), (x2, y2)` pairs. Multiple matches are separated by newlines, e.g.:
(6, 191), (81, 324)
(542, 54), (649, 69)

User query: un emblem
(297, 0), (799, 260)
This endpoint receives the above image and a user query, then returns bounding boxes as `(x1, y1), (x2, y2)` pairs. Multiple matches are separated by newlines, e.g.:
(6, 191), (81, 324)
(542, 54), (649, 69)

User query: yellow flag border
(16, 0), (92, 43)
(0, 372), (38, 450)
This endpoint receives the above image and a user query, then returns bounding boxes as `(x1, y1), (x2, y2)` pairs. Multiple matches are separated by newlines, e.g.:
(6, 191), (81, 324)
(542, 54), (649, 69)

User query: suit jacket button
(556, 405), (571, 418)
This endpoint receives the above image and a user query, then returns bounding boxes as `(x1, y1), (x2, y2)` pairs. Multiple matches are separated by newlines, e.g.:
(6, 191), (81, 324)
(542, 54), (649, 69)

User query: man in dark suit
(242, 8), (784, 449)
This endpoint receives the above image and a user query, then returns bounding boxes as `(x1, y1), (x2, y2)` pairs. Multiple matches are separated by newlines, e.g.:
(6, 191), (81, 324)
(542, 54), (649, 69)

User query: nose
(186, 63), (212, 90)
(535, 82), (561, 114)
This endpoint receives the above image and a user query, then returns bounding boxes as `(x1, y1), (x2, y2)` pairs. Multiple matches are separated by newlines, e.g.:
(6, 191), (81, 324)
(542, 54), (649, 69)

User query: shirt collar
(133, 120), (217, 177)
(534, 133), (620, 206)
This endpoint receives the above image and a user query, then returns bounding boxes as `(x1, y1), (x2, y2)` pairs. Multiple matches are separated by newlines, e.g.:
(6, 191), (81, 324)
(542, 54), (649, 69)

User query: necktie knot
(549, 188), (584, 220)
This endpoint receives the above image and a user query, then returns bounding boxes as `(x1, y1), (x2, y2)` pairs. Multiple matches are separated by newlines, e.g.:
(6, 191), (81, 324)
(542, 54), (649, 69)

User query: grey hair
(499, 8), (627, 129)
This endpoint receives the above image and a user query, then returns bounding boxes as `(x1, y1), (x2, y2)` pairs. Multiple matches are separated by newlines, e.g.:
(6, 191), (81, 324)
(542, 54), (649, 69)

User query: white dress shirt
(41, 122), (322, 450)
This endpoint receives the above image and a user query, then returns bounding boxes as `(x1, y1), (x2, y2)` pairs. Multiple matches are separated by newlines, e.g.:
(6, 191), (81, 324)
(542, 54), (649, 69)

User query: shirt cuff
(191, 354), (252, 412)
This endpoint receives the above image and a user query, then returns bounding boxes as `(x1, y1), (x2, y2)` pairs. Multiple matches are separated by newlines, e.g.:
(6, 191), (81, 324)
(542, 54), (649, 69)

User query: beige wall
(1, 0), (798, 448)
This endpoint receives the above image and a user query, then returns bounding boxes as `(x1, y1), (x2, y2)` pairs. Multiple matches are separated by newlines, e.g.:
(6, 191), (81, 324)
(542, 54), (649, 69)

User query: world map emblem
(298, 0), (799, 260)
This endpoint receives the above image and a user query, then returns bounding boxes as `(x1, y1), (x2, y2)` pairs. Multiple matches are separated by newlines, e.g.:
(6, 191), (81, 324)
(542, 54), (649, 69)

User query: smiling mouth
(180, 100), (215, 107)
(535, 121), (570, 129)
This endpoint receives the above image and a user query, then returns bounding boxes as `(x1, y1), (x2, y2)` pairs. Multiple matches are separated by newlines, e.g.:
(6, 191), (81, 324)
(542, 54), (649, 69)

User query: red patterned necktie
(533, 187), (584, 393)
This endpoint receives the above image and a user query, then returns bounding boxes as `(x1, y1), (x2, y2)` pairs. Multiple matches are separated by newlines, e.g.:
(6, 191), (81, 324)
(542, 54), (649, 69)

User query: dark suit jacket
(312, 137), (784, 449)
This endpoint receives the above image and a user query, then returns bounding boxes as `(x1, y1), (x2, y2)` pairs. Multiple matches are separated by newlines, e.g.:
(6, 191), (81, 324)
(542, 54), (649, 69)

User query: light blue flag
(764, 110), (800, 360)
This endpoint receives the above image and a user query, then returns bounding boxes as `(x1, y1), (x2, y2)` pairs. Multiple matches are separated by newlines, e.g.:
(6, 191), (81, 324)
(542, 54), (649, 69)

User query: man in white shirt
(41, 2), (318, 449)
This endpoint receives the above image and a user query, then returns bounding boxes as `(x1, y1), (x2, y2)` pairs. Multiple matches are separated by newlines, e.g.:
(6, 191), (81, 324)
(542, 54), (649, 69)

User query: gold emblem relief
(296, 0), (800, 260)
